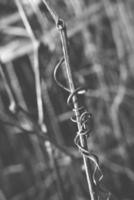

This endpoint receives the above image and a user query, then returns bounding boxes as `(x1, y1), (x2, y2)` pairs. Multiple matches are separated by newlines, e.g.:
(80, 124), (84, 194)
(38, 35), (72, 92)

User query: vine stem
(58, 20), (97, 200)
(41, 0), (97, 199)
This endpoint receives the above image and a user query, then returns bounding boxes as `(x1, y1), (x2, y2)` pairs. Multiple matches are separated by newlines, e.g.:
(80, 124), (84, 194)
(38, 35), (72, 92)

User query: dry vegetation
(0, 0), (134, 199)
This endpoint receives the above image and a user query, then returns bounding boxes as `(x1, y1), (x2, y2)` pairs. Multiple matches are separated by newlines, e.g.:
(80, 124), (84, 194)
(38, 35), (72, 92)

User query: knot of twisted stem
(56, 18), (65, 30)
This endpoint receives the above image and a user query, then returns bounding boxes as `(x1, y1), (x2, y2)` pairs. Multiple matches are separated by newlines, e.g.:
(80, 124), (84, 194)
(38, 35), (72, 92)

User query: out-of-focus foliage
(0, 0), (134, 199)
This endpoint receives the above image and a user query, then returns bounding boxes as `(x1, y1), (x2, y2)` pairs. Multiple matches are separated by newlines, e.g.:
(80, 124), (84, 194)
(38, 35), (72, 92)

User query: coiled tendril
(54, 57), (103, 187)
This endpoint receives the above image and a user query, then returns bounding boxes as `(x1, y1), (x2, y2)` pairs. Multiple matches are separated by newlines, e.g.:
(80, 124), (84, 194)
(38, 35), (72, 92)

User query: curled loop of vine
(54, 57), (103, 187)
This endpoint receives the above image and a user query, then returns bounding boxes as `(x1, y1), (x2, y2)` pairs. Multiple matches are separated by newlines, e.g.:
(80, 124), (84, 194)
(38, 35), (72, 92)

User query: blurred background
(0, 0), (134, 199)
